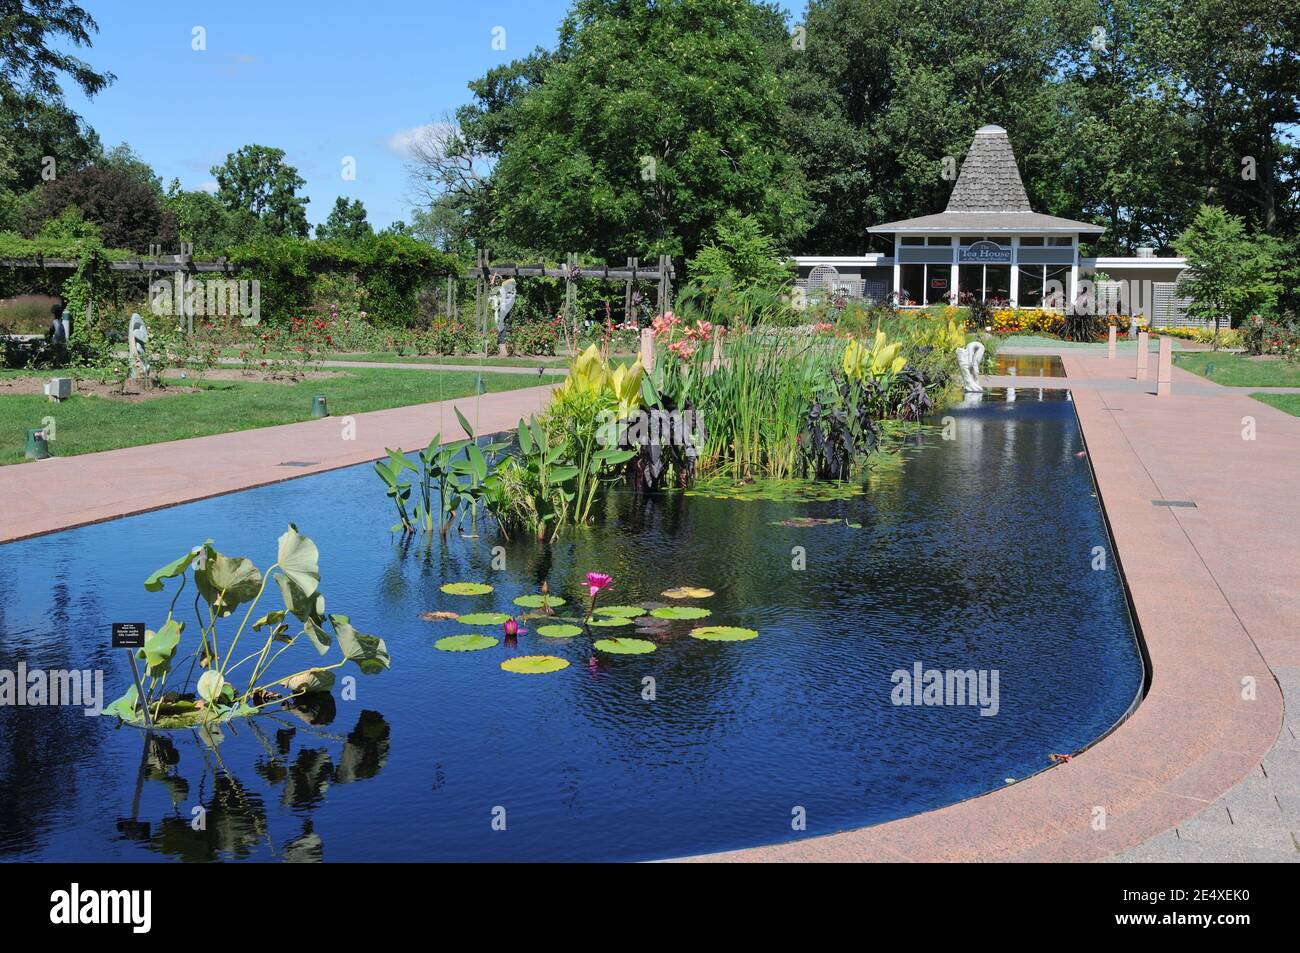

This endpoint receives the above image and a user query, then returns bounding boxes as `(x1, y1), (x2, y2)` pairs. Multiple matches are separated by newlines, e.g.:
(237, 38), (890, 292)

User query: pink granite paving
(0, 385), (553, 544)
(686, 351), (1291, 862)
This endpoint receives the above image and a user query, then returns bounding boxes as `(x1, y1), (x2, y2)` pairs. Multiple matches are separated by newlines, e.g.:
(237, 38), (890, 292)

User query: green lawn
(211, 347), (632, 368)
(1, 367), (542, 466)
(1251, 393), (1300, 417)
(1173, 351), (1300, 387)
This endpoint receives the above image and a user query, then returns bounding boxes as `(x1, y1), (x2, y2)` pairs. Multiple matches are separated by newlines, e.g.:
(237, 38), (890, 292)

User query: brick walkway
(0, 384), (553, 544)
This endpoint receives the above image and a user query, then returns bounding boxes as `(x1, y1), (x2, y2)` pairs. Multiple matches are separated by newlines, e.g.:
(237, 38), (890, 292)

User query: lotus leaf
(435, 634), (499, 652)
(500, 655), (570, 674)
(512, 594), (567, 608)
(593, 638), (656, 655)
(650, 606), (712, 620)
(457, 612), (512, 626)
(661, 587), (714, 599)
(594, 605), (646, 617)
(690, 626), (759, 642)
(440, 582), (494, 596)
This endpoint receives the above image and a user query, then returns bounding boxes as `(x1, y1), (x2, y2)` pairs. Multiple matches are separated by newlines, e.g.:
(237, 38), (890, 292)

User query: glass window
(959, 264), (984, 302)
(1019, 236), (1044, 246)
(926, 236), (952, 246)
(959, 236), (983, 246)
(985, 265), (1011, 303)
(1018, 265), (1045, 306)
(900, 264), (924, 305)
(901, 236), (924, 246)
(1047, 236), (1074, 247)
(925, 265), (951, 305)
(988, 236), (1011, 247)
(1044, 265), (1072, 308)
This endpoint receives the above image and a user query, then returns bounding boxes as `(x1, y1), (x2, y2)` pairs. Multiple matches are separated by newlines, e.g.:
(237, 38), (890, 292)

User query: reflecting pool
(0, 392), (1142, 862)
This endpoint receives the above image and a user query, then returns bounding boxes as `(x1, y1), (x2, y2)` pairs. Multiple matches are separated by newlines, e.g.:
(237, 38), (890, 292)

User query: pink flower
(586, 573), (612, 598)
(503, 618), (526, 637)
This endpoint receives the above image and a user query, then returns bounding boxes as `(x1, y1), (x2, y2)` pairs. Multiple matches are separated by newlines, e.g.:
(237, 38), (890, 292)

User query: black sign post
(112, 623), (153, 729)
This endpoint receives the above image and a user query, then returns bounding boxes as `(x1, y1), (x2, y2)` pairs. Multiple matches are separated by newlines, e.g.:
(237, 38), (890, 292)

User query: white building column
(892, 235), (901, 300)
(950, 239), (959, 303)
(1009, 235), (1019, 309)
(1070, 235), (1080, 309)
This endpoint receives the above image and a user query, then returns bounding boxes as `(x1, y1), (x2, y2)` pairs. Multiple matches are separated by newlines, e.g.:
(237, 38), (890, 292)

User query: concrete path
(0, 384), (553, 544)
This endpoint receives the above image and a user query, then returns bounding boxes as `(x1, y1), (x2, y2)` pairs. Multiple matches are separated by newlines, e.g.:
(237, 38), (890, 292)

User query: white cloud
(387, 122), (456, 158)
(198, 180), (219, 194)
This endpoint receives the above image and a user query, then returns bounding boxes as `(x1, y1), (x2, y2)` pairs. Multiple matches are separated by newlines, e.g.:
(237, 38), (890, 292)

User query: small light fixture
(311, 395), (328, 418)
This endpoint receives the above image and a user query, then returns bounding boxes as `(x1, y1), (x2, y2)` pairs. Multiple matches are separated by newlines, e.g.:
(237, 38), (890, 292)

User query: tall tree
(1174, 205), (1280, 347)
(0, 95), (100, 190)
(316, 196), (373, 241)
(211, 145), (310, 238)
(0, 0), (113, 107)
(32, 162), (176, 249)
(452, 0), (809, 263)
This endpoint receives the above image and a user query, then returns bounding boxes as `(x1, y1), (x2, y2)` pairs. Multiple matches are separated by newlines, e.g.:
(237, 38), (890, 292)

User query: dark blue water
(0, 392), (1142, 862)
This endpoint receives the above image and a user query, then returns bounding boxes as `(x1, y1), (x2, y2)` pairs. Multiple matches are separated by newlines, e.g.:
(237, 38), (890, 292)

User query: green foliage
(104, 525), (390, 729)
(1174, 205), (1280, 347)
(455, 0), (809, 262)
(32, 161), (177, 250)
(224, 233), (460, 326)
(686, 212), (795, 322)
(316, 196), (373, 241)
(211, 144), (310, 238)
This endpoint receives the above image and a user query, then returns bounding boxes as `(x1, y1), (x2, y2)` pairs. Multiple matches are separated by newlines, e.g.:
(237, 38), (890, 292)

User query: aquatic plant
(104, 525), (390, 729)
(374, 407), (509, 538)
(486, 417), (580, 541)
(585, 571), (613, 619)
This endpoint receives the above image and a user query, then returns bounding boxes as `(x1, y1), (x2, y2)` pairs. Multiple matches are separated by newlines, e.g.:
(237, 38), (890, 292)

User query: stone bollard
(639, 328), (655, 374)
(710, 327), (722, 372)
(1136, 331), (1149, 379)
(1156, 336), (1173, 397)
(1107, 325), (1117, 360)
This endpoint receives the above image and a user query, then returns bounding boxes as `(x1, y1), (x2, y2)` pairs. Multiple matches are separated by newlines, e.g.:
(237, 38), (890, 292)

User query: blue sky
(63, 0), (800, 232)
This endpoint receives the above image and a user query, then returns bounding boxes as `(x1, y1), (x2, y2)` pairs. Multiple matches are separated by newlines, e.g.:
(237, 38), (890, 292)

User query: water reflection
(114, 709), (390, 862)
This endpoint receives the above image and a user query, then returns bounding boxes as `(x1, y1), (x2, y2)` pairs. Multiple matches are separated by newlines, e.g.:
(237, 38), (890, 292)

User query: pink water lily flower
(586, 573), (612, 598)
(503, 618), (526, 637)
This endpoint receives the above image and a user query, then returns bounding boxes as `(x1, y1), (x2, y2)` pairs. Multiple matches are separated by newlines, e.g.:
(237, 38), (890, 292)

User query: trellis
(1, 243), (239, 334)
(464, 248), (675, 347)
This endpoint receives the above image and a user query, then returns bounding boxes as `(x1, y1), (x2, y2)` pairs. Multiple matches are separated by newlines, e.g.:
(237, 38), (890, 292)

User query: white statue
(489, 278), (517, 347)
(128, 312), (149, 379)
(954, 340), (986, 393)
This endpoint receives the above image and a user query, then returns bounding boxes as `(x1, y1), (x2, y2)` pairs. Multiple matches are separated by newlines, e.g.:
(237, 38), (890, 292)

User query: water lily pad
(595, 604), (646, 617)
(513, 594), (567, 608)
(587, 616), (634, 627)
(690, 625), (759, 642)
(435, 634), (499, 652)
(457, 612), (512, 626)
(536, 624), (583, 639)
(501, 655), (570, 674)
(593, 637), (656, 655)
(420, 610), (460, 621)
(440, 582), (493, 596)
(661, 587), (714, 599)
(650, 606), (712, 620)
(770, 517), (841, 528)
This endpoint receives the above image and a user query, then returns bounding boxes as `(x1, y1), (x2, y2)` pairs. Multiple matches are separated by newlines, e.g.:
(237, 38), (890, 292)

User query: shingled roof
(945, 125), (1031, 212)
(867, 124), (1103, 235)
